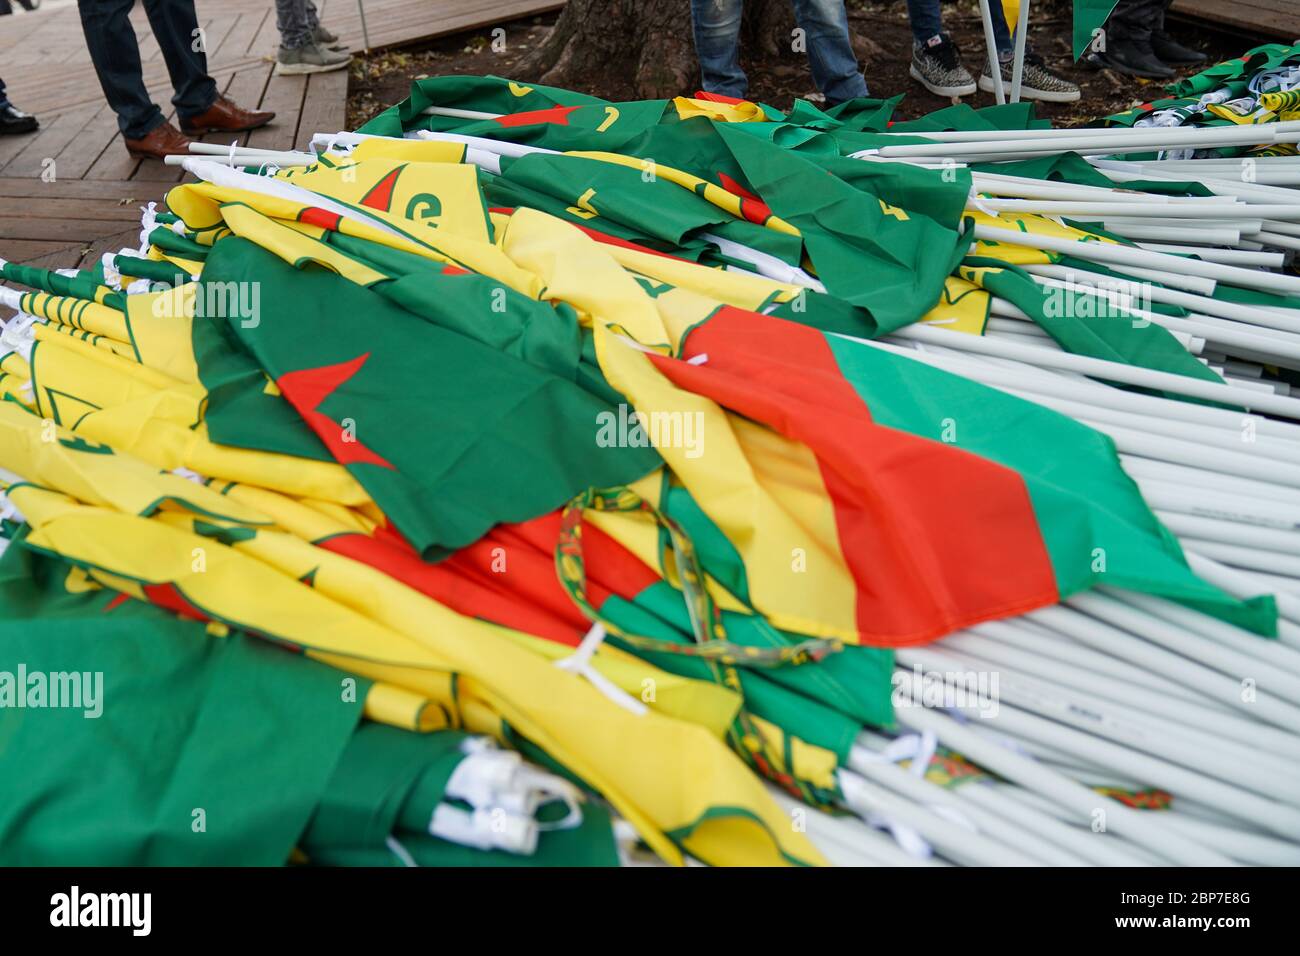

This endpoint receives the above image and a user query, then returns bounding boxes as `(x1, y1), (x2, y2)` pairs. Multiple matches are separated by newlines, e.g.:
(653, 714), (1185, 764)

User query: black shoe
(1098, 39), (1177, 80)
(0, 104), (38, 135)
(1152, 31), (1207, 66)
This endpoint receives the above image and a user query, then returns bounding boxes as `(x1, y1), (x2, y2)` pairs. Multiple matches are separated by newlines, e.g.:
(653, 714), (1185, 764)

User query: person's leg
(140, 0), (218, 125)
(974, 1), (1078, 101)
(690, 0), (747, 99)
(988, 0), (1014, 58)
(1099, 0), (1175, 78)
(905, 0), (975, 97)
(275, 0), (313, 50)
(904, 0), (943, 45)
(304, 0), (320, 31)
(274, 0), (350, 74)
(1107, 0), (1159, 46)
(789, 0), (868, 104)
(1151, 0), (1206, 65)
(0, 75), (37, 133)
(77, 0), (166, 139)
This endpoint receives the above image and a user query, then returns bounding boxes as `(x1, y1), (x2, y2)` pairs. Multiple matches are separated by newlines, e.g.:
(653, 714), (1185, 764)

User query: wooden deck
(0, 0), (562, 274)
(1170, 0), (1300, 42)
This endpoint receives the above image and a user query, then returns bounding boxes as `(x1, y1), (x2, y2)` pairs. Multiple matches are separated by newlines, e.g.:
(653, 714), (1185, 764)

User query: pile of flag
(1105, 41), (1300, 149)
(2, 48), (1300, 866)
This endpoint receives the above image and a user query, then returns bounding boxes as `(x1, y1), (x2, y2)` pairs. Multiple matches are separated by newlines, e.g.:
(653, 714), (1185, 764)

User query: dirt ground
(346, 0), (1254, 130)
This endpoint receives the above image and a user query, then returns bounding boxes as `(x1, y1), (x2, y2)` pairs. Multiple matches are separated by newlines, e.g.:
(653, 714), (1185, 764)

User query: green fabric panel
(1052, 255), (1189, 316)
(201, 237), (660, 557)
(714, 123), (967, 333)
(817, 152), (972, 231)
(0, 542), (366, 865)
(357, 73), (608, 138)
(147, 226), (210, 261)
(448, 99), (671, 153)
(496, 151), (738, 247)
(972, 154), (1214, 198)
(963, 257), (1226, 388)
(301, 721), (468, 849)
(115, 256), (197, 284)
(378, 272), (583, 382)
(306, 799), (619, 867)
(192, 281), (335, 462)
(1072, 0), (1121, 58)
(821, 332), (1277, 634)
(1209, 282), (1300, 311)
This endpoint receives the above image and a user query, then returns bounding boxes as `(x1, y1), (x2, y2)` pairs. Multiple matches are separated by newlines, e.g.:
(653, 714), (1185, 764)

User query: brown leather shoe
(124, 121), (192, 160)
(180, 95), (275, 136)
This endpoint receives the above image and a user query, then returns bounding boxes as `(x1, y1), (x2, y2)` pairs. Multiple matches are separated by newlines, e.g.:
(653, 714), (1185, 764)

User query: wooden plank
(244, 72), (308, 153)
(1, 243), (90, 277)
(0, 240), (76, 265)
(0, 179), (169, 201)
(296, 68), (350, 148)
(1170, 0), (1299, 39)
(0, 125), (41, 172)
(76, 226), (151, 272)
(0, 216), (123, 243)
(0, 196), (154, 223)
(46, 102), (124, 183)
(0, 103), (102, 180)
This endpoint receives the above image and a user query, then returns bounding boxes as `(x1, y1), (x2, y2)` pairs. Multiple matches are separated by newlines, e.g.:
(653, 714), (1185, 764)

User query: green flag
(0, 541), (366, 865)
(1074, 0), (1122, 59)
(199, 237), (661, 557)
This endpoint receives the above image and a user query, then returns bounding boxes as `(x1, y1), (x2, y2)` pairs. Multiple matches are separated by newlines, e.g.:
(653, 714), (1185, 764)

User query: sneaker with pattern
(910, 34), (977, 98)
(979, 52), (1080, 103)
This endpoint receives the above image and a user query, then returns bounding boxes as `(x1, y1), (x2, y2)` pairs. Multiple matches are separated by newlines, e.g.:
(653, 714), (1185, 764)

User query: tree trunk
(517, 0), (798, 100)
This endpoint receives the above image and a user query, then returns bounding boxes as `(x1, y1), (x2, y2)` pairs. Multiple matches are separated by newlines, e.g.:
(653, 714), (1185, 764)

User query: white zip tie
(554, 621), (648, 716)
(100, 253), (123, 290)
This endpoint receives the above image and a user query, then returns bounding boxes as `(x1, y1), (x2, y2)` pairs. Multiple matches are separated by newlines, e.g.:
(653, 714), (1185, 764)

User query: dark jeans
(77, 0), (218, 139)
(690, 0), (869, 106)
(906, 0), (1013, 57)
(0, 77), (10, 111)
(1106, 0), (1171, 45)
